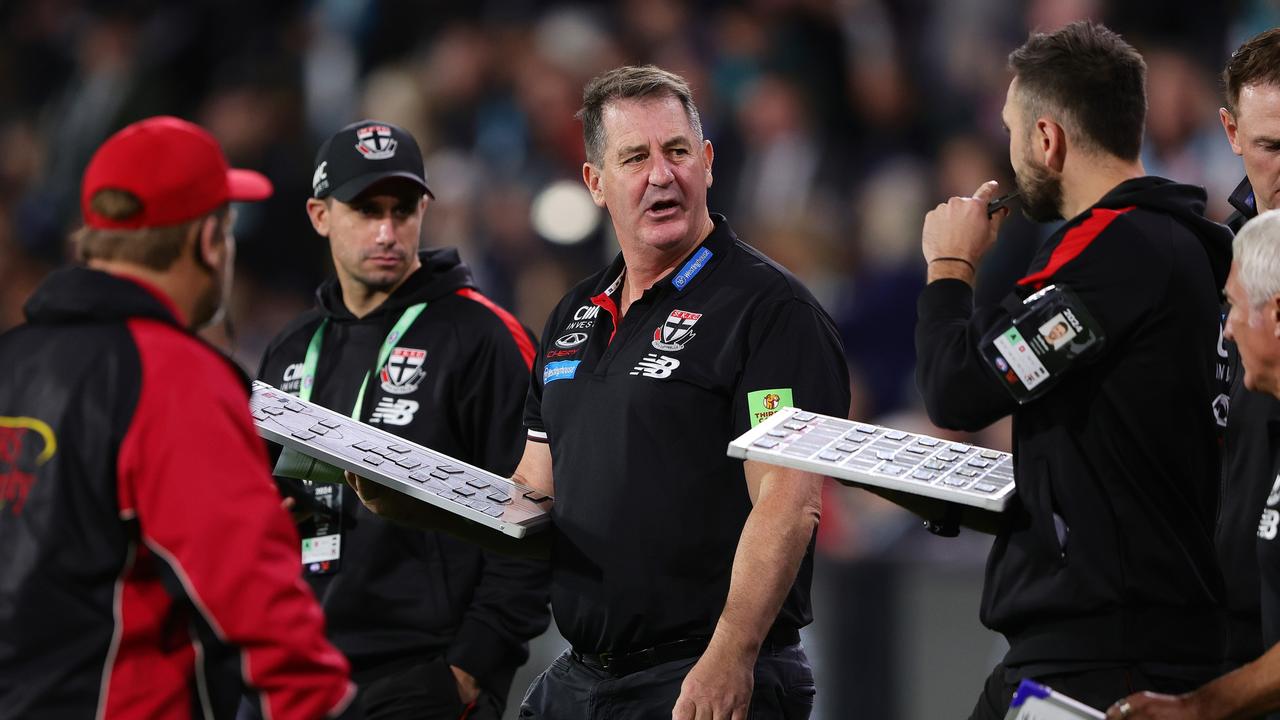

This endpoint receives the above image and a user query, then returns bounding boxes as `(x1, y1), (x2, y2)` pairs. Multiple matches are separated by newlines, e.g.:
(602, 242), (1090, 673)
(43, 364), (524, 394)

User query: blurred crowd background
(2, 0), (1277, 717)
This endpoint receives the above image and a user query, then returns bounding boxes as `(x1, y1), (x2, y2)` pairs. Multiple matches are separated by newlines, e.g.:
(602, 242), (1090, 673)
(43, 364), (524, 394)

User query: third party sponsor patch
(747, 388), (794, 427)
(281, 362), (304, 393)
(380, 347), (427, 395)
(672, 247), (712, 290)
(651, 309), (702, 352)
(544, 360), (580, 384)
(556, 332), (589, 348)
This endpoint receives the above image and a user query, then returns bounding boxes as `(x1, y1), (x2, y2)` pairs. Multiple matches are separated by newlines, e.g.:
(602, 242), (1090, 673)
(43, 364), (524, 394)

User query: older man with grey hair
(1108, 208), (1280, 720)
(1226, 210), (1280, 397)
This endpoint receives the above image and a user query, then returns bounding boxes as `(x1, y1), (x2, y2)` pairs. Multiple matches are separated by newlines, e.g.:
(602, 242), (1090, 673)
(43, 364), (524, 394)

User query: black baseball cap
(311, 119), (433, 201)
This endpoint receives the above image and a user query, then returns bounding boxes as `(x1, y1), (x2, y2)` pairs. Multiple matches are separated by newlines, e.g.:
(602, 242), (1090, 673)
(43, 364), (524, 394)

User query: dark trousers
(519, 643), (814, 720)
(967, 663), (1210, 720)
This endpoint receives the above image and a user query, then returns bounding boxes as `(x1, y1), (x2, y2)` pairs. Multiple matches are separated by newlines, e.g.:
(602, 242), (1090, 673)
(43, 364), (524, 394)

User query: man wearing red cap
(0, 116), (358, 719)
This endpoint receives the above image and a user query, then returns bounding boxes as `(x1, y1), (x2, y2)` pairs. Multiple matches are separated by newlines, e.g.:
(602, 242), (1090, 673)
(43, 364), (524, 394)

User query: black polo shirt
(524, 214), (850, 654)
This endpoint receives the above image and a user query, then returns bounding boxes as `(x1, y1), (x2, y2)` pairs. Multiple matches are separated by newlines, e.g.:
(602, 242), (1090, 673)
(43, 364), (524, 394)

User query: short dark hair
(1223, 28), (1280, 114)
(1008, 21), (1147, 161)
(74, 189), (226, 270)
(577, 65), (703, 166)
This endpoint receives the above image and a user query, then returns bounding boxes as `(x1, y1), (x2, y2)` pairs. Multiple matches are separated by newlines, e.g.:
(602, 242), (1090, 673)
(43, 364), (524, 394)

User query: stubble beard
(1016, 156), (1065, 223)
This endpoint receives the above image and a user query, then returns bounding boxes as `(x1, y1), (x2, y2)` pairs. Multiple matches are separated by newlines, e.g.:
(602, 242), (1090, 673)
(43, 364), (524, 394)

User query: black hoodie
(916, 177), (1233, 671)
(257, 250), (550, 698)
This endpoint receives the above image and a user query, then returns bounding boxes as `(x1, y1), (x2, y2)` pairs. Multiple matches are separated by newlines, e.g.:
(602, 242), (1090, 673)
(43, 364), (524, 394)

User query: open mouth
(646, 199), (681, 218)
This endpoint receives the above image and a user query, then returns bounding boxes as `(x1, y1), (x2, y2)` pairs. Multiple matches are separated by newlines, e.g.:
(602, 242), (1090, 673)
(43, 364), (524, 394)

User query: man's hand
(280, 496), (313, 524)
(671, 643), (754, 720)
(345, 471), (417, 525)
(922, 180), (1010, 284)
(1105, 692), (1204, 720)
(450, 665), (481, 706)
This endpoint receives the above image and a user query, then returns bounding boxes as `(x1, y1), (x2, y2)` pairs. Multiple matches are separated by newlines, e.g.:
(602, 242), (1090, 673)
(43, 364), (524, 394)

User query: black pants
(967, 663), (1210, 720)
(519, 643), (815, 719)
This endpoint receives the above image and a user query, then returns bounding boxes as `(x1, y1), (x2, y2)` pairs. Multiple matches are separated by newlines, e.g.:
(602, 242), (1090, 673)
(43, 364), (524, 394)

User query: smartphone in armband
(979, 284), (1105, 403)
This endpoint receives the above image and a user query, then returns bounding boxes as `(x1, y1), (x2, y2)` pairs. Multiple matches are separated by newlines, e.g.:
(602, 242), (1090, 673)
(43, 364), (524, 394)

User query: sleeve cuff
(445, 617), (525, 689)
(917, 278), (976, 322)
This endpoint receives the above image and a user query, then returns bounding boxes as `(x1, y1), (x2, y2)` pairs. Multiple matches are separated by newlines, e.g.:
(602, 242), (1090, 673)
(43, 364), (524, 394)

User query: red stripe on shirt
(455, 288), (536, 369)
(1017, 206), (1135, 288)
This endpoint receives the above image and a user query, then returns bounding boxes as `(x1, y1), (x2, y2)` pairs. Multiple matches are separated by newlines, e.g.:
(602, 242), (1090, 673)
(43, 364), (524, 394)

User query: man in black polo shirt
(516, 63), (849, 720)
(352, 65), (849, 719)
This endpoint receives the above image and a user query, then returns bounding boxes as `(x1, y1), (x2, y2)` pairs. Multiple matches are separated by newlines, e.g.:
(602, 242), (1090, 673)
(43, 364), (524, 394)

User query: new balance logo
(1261, 508), (1280, 541)
(630, 354), (680, 379)
(369, 398), (419, 426)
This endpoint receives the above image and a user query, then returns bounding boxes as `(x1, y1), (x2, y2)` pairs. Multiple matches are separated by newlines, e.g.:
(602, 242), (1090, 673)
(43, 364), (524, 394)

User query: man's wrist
(927, 256), (978, 285)
(1187, 681), (1237, 720)
(705, 624), (760, 666)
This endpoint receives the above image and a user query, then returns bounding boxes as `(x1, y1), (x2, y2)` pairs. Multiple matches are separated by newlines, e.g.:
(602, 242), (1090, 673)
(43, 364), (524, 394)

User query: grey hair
(1234, 209), (1280, 308)
(577, 65), (703, 166)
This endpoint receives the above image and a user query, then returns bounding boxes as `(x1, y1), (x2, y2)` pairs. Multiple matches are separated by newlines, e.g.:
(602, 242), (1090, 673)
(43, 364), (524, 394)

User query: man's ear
(1040, 118), (1067, 173)
(1221, 108), (1244, 157)
(196, 214), (227, 272)
(702, 138), (714, 188)
(582, 162), (606, 208)
(1271, 293), (1280, 339)
(306, 197), (331, 237)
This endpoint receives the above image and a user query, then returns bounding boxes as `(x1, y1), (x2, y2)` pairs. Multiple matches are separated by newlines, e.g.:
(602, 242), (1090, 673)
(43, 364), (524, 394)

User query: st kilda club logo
(651, 309), (702, 352)
(355, 125), (397, 160)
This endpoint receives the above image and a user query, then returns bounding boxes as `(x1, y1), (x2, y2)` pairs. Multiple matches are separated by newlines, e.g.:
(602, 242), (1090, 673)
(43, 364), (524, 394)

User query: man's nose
(648, 155), (674, 186)
(375, 222), (393, 243)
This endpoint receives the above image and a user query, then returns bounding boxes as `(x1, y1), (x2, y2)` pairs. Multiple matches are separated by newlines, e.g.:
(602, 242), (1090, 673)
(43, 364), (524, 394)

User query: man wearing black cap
(256, 119), (549, 720)
(0, 116), (357, 719)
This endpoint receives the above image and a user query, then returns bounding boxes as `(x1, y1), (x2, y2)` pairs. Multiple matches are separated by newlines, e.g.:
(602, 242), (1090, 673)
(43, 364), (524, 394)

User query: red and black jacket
(916, 177), (1234, 670)
(0, 267), (356, 719)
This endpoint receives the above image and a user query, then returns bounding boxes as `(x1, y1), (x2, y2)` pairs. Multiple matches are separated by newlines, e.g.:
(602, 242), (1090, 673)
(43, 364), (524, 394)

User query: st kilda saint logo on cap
(355, 125), (398, 160)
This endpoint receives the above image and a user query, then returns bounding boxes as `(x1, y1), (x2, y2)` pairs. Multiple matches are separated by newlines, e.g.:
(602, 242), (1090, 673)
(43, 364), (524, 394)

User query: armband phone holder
(979, 284), (1104, 403)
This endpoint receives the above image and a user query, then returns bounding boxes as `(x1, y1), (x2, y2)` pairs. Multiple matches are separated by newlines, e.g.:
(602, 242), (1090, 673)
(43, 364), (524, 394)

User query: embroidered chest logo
(0, 417), (57, 517)
(380, 347), (427, 395)
(370, 398), (419, 426)
(652, 309), (702, 352)
(630, 354), (681, 379)
(355, 125), (397, 159)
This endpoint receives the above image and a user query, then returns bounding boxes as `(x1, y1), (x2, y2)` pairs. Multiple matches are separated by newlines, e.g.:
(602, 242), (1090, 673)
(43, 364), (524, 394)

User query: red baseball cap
(81, 116), (273, 229)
